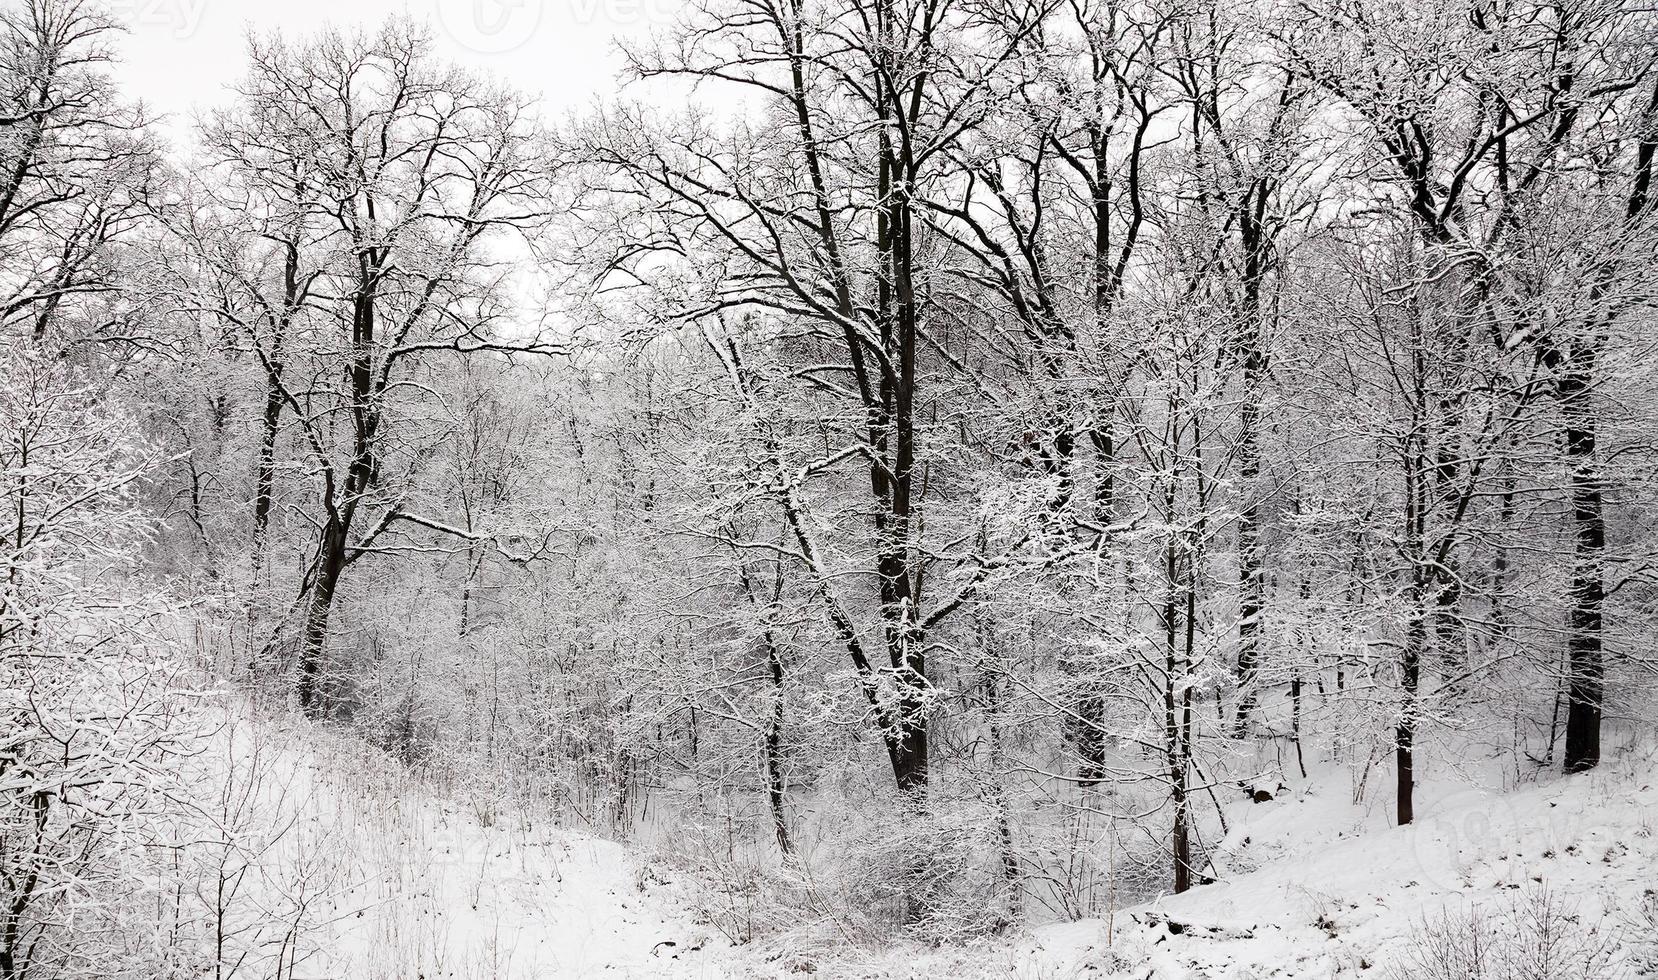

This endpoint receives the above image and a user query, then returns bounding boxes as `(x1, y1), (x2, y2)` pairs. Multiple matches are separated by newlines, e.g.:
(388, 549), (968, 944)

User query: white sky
(112, 0), (691, 133)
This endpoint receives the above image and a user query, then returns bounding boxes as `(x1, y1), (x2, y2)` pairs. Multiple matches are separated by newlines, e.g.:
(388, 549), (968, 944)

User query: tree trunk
(984, 660), (1020, 913)
(252, 219), (303, 573)
(876, 103), (928, 801)
(1554, 79), (1654, 772)
(297, 517), (348, 716)
(1171, 783), (1191, 894)
(887, 718), (928, 796)
(251, 369), (283, 568)
(293, 247), (378, 713)
(1077, 407), (1115, 784)
(1396, 601), (1424, 826)
(1232, 190), (1269, 739)
(1560, 353), (1604, 774)
(1166, 532), (1194, 892)
(763, 629), (791, 854)
(1233, 421), (1264, 738)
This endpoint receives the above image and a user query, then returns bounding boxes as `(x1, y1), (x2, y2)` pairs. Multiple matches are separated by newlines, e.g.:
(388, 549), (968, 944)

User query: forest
(3, 0), (1658, 975)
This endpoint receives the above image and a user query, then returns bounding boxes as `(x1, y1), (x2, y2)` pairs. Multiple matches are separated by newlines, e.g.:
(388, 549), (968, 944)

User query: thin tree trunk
(251, 366), (284, 568)
(1397, 599), (1424, 826)
(1560, 354), (1604, 774)
(981, 640), (1020, 914)
(1490, 469), (1516, 638)
(763, 628), (791, 855)
(250, 232), (302, 575)
(1165, 530), (1192, 893)
(1077, 405), (1115, 785)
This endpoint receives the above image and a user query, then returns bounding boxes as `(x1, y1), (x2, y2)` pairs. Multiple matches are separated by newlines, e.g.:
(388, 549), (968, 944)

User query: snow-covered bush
(1623, 890), (1658, 977)
(651, 792), (1018, 950)
(1387, 887), (1624, 980)
(0, 349), (200, 978)
(830, 802), (1014, 945)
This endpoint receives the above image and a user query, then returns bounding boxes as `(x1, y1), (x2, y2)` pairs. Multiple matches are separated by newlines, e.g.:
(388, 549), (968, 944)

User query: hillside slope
(990, 748), (1656, 979)
(190, 715), (730, 980)
(210, 714), (1653, 979)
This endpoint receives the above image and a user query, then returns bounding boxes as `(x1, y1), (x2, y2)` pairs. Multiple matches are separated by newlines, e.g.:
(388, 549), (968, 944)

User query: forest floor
(826, 736), (1657, 980)
(198, 712), (729, 980)
(226, 713), (1655, 979)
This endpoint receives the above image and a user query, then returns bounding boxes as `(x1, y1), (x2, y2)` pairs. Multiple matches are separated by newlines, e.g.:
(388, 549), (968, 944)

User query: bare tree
(173, 23), (560, 714)
(0, 0), (154, 341)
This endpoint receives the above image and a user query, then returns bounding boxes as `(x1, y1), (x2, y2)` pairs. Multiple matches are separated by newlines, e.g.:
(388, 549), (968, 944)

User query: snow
(197, 715), (730, 980)
(332, 830), (728, 979)
(931, 744), (1657, 980)
(200, 713), (1653, 979)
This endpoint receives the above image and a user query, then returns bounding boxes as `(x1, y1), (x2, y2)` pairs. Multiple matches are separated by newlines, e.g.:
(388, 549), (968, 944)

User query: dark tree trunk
(1075, 691), (1108, 787)
(1166, 554), (1188, 892)
(298, 517), (348, 716)
(252, 370), (283, 563)
(737, 557), (794, 852)
(1077, 407), (1115, 785)
(1165, 523), (1196, 893)
(0, 118), (43, 237)
(1491, 471), (1517, 638)
(1171, 786), (1191, 894)
(1560, 355), (1604, 774)
(252, 244), (298, 566)
(888, 719), (928, 796)
(1232, 396), (1264, 738)
(763, 629), (791, 854)
(1553, 84), (1652, 771)
(1397, 602), (1424, 826)
(1432, 435), (1467, 681)
(296, 252), (377, 714)
(983, 658), (1020, 912)
(1232, 185), (1270, 739)
(874, 67), (928, 802)
(1395, 291), (1433, 828)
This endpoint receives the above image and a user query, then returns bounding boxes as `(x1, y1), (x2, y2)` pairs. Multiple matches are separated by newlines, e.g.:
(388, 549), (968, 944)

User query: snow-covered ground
(919, 743), (1657, 980)
(319, 820), (730, 980)
(210, 713), (1653, 979)
(189, 713), (729, 980)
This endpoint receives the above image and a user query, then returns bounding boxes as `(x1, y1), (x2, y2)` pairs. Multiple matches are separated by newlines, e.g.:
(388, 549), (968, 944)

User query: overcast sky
(113, 0), (688, 134)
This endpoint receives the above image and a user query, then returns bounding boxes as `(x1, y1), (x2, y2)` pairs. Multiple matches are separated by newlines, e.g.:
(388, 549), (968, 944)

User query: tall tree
(587, 0), (1050, 799)
(176, 23), (558, 714)
(0, 0), (154, 341)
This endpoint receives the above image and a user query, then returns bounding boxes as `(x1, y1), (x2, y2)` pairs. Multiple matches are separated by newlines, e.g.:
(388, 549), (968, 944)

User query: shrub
(1387, 886), (1624, 980)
